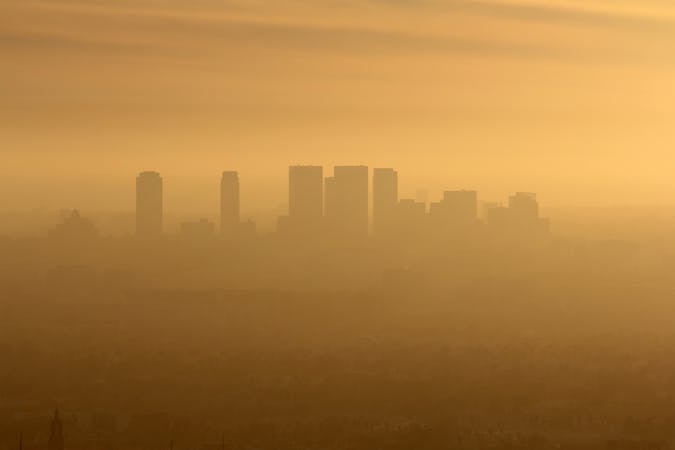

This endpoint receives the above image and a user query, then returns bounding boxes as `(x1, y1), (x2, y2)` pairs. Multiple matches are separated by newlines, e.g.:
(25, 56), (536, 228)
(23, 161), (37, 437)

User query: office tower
(289, 165), (323, 233)
(136, 171), (163, 237)
(509, 192), (539, 222)
(221, 171), (240, 236)
(442, 190), (478, 222)
(324, 177), (337, 219)
(373, 168), (398, 237)
(397, 199), (426, 237)
(481, 201), (502, 220)
(487, 205), (512, 230)
(329, 166), (369, 238)
(488, 193), (549, 236)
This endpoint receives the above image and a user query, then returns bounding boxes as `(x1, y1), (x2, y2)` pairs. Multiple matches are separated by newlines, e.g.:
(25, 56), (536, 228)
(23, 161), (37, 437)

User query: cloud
(460, 1), (675, 33)
(1, 0), (673, 68)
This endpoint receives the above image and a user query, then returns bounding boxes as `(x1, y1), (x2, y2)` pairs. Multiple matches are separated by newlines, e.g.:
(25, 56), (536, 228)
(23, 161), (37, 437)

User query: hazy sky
(2, 0), (675, 214)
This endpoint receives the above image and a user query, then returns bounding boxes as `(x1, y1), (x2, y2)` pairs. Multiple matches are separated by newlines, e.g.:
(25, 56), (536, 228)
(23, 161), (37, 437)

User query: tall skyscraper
(397, 198), (426, 236)
(324, 176), (337, 219)
(135, 171), (163, 237)
(373, 168), (398, 237)
(289, 165), (323, 232)
(509, 192), (539, 222)
(329, 166), (369, 238)
(442, 190), (478, 223)
(221, 171), (240, 236)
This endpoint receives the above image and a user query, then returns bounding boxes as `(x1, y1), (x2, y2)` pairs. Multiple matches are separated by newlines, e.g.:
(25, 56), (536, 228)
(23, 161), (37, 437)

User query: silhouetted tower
(220, 171), (240, 237)
(442, 190), (478, 223)
(329, 166), (369, 238)
(48, 410), (64, 450)
(397, 199), (426, 236)
(324, 177), (337, 219)
(289, 165), (323, 234)
(135, 171), (163, 237)
(509, 192), (539, 222)
(373, 168), (398, 237)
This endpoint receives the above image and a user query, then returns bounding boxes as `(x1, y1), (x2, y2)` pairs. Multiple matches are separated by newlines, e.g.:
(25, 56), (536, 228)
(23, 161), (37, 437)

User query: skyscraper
(489, 193), (549, 235)
(135, 171), (163, 237)
(324, 176), (337, 219)
(289, 165), (323, 233)
(328, 166), (369, 238)
(221, 171), (240, 237)
(428, 190), (477, 234)
(397, 198), (426, 237)
(442, 190), (478, 223)
(373, 168), (398, 237)
(509, 192), (539, 222)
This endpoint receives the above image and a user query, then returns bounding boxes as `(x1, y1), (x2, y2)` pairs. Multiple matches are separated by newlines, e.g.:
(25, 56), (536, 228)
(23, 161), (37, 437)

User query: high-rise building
(442, 190), (478, 223)
(509, 192), (539, 222)
(373, 168), (398, 237)
(135, 171), (163, 237)
(324, 177), (337, 219)
(329, 166), (369, 238)
(488, 193), (549, 236)
(289, 165), (323, 232)
(221, 171), (240, 236)
(397, 199), (426, 237)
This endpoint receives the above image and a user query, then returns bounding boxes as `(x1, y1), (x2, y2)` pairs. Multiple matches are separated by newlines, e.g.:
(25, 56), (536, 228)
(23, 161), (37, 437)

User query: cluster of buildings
(135, 167), (549, 241)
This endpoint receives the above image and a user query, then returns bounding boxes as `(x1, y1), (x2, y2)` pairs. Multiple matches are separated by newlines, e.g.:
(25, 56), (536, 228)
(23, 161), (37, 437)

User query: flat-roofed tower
(221, 171), (240, 236)
(135, 171), (163, 237)
(289, 165), (323, 226)
(330, 166), (369, 239)
(373, 168), (398, 237)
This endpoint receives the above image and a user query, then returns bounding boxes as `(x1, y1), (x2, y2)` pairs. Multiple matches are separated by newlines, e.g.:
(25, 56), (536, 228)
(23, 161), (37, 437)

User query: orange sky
(2, 0), (675, 214)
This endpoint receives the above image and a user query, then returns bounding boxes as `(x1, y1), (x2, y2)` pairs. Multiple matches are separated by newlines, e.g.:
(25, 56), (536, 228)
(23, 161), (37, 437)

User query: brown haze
(5, 2), (675, 450)
(3, 0), (675, 215)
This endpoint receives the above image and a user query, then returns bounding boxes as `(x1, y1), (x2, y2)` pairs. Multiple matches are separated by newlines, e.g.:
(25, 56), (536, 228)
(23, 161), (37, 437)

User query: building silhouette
(428, 190), (477, 233)
(220, 171), (240, 237)
(288, 165), (323, 236)
(487, 192), (549, 235)
(48, 409), (64, 450)
(324, 176), (337, 219)
(326, 166), (369, 239)
(509, 192), (539, 223)
(136, 171), (163, 237)
(397, 198), (426, 237)
(180, 219), (215, 239)
(442, 190), (478, 223)
(48, 210), (98, 241)
(373, 168), (398, 238)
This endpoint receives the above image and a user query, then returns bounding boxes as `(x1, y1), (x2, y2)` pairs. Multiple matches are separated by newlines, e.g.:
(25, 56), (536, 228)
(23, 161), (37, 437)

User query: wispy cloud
(2, 0), (673, 67)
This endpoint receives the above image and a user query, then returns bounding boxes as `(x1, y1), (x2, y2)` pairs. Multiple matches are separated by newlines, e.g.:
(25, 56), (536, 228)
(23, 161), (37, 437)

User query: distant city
(127, 166), (548, 242)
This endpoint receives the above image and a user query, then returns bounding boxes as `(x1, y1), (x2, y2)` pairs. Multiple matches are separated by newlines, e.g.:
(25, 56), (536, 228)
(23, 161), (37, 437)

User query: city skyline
(4, 2), (675, 450)
(127, 166), (548, 239)
(3, 1), (675, 211)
